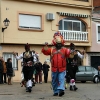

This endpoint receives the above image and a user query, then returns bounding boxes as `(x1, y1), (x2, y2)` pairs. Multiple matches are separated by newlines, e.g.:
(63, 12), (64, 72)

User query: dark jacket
(0, 60), (3, 73)
(34, 62), (42, 73)
(42, 64), (50, 74)
(6, 62), (13, 77)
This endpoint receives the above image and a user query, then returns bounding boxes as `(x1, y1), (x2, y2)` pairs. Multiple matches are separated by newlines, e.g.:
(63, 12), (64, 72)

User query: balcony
(59, 30), (88, 42)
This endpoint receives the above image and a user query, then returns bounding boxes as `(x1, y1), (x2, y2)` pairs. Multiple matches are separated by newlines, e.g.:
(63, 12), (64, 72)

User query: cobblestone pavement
(0, 82), (100, 100)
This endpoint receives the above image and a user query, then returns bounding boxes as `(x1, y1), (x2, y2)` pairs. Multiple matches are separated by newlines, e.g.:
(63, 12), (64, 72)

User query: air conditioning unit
(46, 13), (55, 21)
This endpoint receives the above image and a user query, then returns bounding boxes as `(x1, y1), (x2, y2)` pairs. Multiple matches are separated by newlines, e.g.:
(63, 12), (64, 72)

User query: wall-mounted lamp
(2, 18), (10, 32)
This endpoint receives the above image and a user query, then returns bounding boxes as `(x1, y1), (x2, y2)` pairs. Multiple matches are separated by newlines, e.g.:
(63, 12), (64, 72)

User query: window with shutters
(18, 12), (44, 32)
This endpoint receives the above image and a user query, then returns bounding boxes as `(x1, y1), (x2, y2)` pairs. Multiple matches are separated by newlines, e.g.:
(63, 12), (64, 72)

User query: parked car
(76, 66), (100, 83)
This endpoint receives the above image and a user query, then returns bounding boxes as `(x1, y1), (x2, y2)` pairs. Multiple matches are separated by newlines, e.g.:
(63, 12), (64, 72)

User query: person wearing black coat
(6, 58), (13, 85)
(34, 62), (43, 83)
(0, 57), (3, 84)
(42, 61), (50, 83)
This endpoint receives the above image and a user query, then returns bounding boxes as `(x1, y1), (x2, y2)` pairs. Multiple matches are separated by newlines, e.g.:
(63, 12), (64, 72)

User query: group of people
(34, 61), (50, 84)
(13, 31), (84, 96)
(0, 57), (14, 85)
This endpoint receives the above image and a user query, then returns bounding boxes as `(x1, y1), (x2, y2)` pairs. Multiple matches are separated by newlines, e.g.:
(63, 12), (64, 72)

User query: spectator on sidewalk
(2, 58), (7, 84)
(0, 57), (3, 84)
(32, 50), (39, 84)
(34, 62), (42, 84)
(42, 61), (50, 83)
(6, 58), (13, 85)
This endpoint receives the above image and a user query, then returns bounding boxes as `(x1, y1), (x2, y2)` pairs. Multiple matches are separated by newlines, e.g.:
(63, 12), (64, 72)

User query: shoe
(53, 93), (58, 96)
(70, 85), (73, 91)
(8, 83), (12, 85)
(26, 87), (29, 92)
(4, 82), (7, 84)
(65, 87), (67, 89)
(39, 82), (42, 84)
(59, 90), (65, 97)
(73, 85), (78, 91)
(28, 87), (32, 93)
(32, 83), (35, 86)
(44, 81), (47, 83)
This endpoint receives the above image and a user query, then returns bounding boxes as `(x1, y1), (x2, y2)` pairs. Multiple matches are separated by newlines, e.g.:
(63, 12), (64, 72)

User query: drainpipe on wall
(83, 46), (87, 66)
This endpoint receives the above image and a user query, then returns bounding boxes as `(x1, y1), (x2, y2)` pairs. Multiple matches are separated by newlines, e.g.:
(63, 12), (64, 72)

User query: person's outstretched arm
(13, 52), (23, 60)
(77, 51), (84, 59)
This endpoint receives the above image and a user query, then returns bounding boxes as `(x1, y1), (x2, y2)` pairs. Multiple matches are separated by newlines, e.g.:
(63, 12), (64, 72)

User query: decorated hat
(70, 43), (75, 50)
(25, 43), (30, 50)
(53, 31), (62, 38)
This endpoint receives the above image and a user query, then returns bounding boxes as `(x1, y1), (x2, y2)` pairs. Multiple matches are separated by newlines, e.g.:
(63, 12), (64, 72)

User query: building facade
(0, 0), (92, 82)
(87, 0), (100, 70)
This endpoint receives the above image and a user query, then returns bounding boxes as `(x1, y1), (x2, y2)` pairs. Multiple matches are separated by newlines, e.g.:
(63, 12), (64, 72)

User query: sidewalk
(0, 82), (100, 100)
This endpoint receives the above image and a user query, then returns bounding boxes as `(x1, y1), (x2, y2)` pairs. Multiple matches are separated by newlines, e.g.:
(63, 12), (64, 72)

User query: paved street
(0, 82), (100, 100)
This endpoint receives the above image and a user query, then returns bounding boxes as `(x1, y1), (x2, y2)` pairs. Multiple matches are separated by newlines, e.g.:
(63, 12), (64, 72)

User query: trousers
(23, 66), (34, 81)
(35, 71), (42, 83)
(52, 71), (66, 94)
(43, 72), (48, 83)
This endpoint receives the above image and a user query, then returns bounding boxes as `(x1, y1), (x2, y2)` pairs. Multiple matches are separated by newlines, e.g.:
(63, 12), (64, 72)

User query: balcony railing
(59, 30), (88, 42)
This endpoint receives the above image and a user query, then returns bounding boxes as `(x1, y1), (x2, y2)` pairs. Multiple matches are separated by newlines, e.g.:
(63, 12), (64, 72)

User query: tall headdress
(25, 43), (30, 50)
(70, 43), (75, 50)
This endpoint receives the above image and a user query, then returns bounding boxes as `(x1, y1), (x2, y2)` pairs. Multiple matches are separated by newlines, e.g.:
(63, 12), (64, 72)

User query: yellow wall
(1, 0), (92, 45)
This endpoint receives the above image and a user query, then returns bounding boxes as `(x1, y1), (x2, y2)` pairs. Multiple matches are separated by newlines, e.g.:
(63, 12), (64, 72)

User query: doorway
(91, 56), (100, 70)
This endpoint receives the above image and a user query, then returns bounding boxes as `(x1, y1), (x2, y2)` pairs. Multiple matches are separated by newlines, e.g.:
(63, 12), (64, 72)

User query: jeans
(52, 71), (66, 93)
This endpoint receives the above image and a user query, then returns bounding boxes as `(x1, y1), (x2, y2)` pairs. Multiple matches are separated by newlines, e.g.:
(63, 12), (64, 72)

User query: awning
(57, 12), (90, 18)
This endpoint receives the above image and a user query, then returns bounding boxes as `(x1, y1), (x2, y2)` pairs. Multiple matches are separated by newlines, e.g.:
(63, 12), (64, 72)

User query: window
(18, 13), (43, 31)
(59, 18), (86, 32)
(97, 25), (100, 41)
(96, 24), (100, 42)
(86, 66), (92, 72)
(3, 53), (18, 70)
(78, 66), (85, 72)
(93, 67), (97, 71)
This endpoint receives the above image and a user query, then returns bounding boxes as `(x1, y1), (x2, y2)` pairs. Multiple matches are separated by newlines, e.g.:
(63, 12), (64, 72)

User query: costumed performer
(41, 31), (70, 97)
(13, 43), (39, 92)
(66, 43), (84, 91)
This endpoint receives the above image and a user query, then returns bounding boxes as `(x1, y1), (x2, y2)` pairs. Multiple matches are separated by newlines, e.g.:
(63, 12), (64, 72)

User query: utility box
(46, 13), (55, 21)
